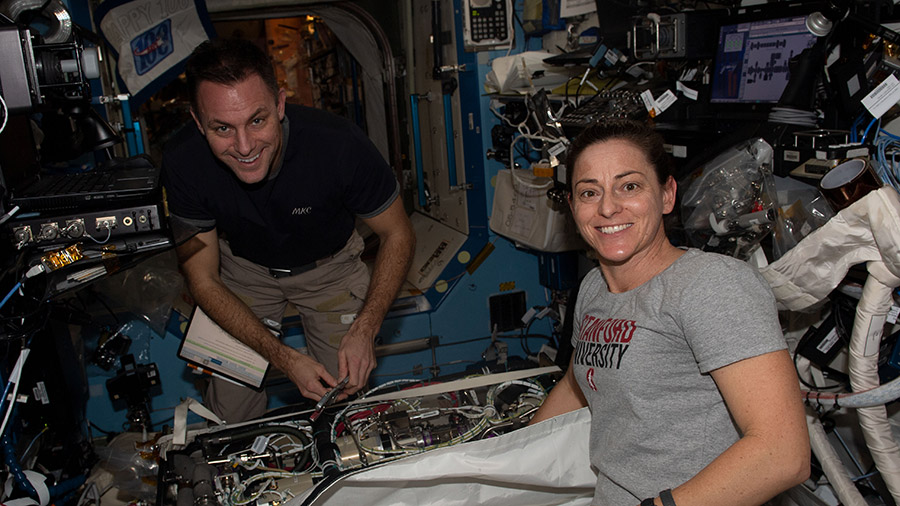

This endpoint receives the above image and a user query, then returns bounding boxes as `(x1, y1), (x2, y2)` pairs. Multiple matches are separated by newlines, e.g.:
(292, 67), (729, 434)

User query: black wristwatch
(660, 488), (677, 506)
(640, 499), (656, 506)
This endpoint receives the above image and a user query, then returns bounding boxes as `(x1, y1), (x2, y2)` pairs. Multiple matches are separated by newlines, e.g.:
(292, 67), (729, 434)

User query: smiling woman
(568, 137), (679, 293)
(529, 120), (810, 506)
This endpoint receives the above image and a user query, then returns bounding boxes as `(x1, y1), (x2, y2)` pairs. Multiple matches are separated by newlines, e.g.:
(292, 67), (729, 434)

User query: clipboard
(177, 306), (272, 391)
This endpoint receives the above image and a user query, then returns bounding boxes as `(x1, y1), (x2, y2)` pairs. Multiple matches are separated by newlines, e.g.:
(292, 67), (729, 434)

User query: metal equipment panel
(409, 0), (470, 235)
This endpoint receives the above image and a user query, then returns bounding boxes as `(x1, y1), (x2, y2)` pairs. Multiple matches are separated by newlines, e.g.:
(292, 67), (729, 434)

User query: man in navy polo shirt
(162, 38), (415, 423)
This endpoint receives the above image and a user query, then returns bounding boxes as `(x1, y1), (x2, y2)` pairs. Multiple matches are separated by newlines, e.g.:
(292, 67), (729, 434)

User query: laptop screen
(710, 14), (817, 104)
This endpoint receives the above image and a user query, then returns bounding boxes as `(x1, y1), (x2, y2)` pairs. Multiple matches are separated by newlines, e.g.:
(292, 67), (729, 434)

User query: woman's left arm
(656, 349), (810, 506)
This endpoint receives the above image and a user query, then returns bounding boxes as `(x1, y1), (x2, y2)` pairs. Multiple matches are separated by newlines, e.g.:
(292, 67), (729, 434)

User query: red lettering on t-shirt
(580, 315), (637, 344)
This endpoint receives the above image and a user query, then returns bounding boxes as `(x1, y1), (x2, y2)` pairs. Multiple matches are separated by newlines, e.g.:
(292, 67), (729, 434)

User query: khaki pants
(204, 231), (370, 423)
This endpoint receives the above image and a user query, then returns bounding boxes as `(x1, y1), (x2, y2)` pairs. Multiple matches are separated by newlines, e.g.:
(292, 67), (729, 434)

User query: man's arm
(177, 229), (336, 401)
(338, 199), (415, 395)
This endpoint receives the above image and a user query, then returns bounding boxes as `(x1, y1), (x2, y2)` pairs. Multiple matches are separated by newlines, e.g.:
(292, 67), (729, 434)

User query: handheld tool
(309, 376), (349, 422)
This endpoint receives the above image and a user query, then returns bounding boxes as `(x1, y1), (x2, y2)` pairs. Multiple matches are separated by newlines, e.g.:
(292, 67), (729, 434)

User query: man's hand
(337, 327), (376, 396)
(276, 347), (339, 401)
(338, 198), (414, 398)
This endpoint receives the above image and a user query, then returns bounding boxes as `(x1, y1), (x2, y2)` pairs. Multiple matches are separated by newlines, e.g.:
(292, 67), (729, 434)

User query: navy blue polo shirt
(162, 104), (399, 269)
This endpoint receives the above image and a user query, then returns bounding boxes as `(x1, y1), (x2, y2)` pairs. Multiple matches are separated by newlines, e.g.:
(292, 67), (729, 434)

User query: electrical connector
(25, 264), (45, 278)
(13, 226), (32, 249)
(95, 216), (117, 231)
(39, 243), (84, 272)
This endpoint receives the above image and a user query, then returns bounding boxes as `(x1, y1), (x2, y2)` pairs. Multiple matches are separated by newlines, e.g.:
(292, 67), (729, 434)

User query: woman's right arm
(529, 356), (588, 425)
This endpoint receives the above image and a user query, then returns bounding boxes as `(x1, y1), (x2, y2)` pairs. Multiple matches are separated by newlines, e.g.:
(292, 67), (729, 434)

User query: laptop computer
(7, 155), (161, 212)
(543, 43), (598, 67)
(706, 2), (820, 128)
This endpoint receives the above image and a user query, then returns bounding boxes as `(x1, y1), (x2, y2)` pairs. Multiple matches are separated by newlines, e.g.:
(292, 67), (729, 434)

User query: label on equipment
(816, 329), (840, 354)
(251, 435), (270, 454)
(33, 381), (49, 405)
(862, 74), (900, 118)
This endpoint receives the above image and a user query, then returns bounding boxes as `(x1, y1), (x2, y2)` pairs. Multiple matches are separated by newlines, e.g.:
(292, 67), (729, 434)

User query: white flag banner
(94, 0), (215, 105)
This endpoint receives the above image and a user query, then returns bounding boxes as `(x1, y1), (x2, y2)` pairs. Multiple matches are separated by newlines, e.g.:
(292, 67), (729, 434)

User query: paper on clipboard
(177, 306), (270, 390)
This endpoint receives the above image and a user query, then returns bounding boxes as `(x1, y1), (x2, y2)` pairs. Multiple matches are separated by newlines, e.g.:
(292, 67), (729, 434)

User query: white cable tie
(578, 68), (590, 87)
(521, 307), (538, 325)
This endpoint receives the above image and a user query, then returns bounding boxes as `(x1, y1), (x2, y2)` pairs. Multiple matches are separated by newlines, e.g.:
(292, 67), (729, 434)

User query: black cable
(601, 73), (619, 92)
(70, 293), (90, 313)
(438, 335), (494, 347)
(513, 11), (525, 36)
(370, 361), (478, 378)
(0, 249), (28, 283)
(564, 73), (580, 104)
(1, 303), (51, 345)
(832, 295), (855, 347)
(87, 289), (121, 324)
(793, 348), (841, 390)
(521, 333), (553, 340)
(152, 415), (175, 427)
(520, 333), (535, 356)
(0, 270), (59, 325)
(514, 140), (532, 160)
(89, 421), (115, 435)
(299, 468), (352, 506)
(573, 73), (587, 105)
(436, 333), (553, 348)
(521, 316), (541, 356)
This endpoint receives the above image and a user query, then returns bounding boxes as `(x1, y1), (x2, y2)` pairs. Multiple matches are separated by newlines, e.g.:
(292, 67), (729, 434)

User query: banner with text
(94, 0), (215, 108)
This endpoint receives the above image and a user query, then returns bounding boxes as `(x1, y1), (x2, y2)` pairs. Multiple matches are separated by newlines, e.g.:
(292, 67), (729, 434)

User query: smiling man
(192, 74), (285, 184)
(162, 39), (415, 423)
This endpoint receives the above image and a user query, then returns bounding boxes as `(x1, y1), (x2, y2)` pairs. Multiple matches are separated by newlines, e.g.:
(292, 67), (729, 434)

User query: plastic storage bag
(680, 138), (777, 260)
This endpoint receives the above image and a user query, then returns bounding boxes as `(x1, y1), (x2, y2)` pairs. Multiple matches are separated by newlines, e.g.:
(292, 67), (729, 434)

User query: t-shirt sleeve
(161, 142), (216, 245)
(339, 126), (400, 218)
(677, 256), (786, 373)
(571, 268), (604, 348)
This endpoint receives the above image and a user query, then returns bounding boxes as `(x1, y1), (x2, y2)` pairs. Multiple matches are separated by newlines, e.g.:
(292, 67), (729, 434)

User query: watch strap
(660, 489), (677, 506)
(640, 499), (655, 506)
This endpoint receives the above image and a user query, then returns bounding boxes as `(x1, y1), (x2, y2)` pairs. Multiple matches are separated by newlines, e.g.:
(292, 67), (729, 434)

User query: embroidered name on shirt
(292, 207), (312, 215)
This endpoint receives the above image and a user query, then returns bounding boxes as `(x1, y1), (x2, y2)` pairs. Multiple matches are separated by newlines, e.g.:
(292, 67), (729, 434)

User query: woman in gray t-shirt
(529, 119), (809, 506)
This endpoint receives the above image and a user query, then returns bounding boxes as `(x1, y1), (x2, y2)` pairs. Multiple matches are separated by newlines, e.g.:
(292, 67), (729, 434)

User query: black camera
(0, 25), (99, 113)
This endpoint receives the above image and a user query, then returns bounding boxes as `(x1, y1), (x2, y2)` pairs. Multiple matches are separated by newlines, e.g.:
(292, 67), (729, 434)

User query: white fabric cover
(760, 186), (900, 311)
(761, 185), (900, 504)
(847, 263), (900, 504)
(291, 407), (596, 506)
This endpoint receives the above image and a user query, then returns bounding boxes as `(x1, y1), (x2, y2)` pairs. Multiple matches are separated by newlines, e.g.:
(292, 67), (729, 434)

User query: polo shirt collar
(268, 114), (290, 180)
